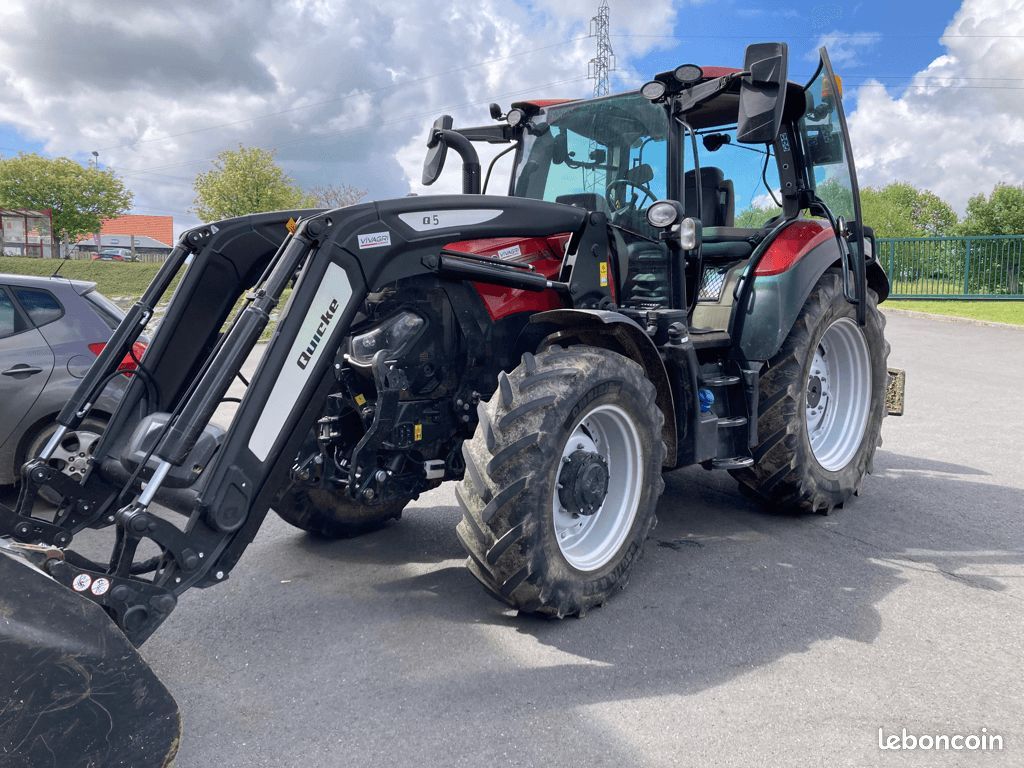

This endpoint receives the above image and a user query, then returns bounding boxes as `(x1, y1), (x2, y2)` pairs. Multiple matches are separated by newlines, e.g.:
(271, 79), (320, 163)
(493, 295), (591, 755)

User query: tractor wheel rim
(47, 429), (102, 482)
(552, 403), (643, 572)
(805, 317), (872, 471)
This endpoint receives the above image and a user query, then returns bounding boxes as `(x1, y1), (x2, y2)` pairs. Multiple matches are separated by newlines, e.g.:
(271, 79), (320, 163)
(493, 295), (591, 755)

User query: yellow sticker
(354, 393), (366, 406)
(286, 217), (297, 234)
(599, 261), (609, 287)
(414, 424), (423, 441)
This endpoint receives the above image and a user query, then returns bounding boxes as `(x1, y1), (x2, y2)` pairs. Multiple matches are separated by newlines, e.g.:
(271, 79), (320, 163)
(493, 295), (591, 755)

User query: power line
(610, 33), (1024, 39)
(845, 81), (1024, 91)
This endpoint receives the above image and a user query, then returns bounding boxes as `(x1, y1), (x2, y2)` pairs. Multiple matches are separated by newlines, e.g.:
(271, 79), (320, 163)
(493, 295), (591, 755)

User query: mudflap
(0, 545), (180, 767)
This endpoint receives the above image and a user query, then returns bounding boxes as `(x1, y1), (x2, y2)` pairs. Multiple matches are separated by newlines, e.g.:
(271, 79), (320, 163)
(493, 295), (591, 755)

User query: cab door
(799, 48), (867, 323)
(0, 286), (55, 448)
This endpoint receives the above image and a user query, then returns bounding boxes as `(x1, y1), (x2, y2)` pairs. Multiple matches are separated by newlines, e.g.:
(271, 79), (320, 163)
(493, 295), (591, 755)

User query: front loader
(1, 43), (903, 765)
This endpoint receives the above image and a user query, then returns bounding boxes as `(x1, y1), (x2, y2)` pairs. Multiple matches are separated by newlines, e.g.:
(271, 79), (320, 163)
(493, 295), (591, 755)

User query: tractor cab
(423, 44), (886, 349)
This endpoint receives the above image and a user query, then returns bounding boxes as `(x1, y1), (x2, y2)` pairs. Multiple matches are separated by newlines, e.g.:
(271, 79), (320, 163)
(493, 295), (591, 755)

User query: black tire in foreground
(732, 269), (888, 512)
(273, 485), (407, 538)
(456, 345), (665, 617)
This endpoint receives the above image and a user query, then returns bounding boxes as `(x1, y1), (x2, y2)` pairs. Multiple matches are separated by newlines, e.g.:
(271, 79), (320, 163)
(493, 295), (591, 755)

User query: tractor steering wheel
(605, 178), (656, 214)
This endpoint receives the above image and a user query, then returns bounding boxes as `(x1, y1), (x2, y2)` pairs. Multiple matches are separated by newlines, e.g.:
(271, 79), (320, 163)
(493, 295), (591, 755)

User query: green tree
(734, 205), (782, 228)
(959, 183), (1024, 235)
(959, 183), (1024, 294)
(859, 182), (957, 238)
(0, 153), (133, 254)
(192, 146), (315, 221)
(309, 183), (366, 209)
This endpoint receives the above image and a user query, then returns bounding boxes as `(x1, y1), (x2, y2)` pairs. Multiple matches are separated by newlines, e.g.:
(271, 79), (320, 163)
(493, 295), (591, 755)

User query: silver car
(0, 273), (134, 486)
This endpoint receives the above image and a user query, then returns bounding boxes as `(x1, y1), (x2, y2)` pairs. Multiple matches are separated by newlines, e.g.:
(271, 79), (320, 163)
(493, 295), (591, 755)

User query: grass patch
(0, 256), (165, 300)
(886, 300), (1024, 326)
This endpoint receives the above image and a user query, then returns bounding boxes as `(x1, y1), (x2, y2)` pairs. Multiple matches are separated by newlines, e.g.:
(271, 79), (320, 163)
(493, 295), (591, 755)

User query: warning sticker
(91, 577), (111, 596)
(72, 573), (92, 592)
(354, 393), (367, 406)
(414, 423), (423, 441)
(599, 261), (609, 287)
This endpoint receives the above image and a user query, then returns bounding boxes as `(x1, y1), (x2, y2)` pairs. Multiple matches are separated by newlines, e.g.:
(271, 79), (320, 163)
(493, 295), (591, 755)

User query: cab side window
(0, 287), (28, 339)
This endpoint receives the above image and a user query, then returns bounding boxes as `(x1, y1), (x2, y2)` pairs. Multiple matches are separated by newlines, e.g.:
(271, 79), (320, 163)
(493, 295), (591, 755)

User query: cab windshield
(511, 91), (783, 232)
(511, 93), (670, 216)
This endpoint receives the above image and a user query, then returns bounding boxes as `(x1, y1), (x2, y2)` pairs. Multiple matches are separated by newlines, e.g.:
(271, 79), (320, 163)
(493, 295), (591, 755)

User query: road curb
(882, 307), (1024, 331)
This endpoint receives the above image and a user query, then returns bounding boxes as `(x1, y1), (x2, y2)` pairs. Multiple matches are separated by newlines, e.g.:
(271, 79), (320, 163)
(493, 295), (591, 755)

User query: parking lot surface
(134, 311), (1023, 767)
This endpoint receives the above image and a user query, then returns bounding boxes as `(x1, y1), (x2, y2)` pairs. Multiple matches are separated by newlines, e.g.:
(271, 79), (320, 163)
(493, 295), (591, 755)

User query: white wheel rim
(552, 403), (643, 572)
(46, 429), (102, 482)
(805, 317), (872, 471)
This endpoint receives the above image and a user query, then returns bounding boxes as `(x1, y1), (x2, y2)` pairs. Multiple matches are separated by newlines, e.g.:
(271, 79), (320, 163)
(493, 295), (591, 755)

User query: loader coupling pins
(558, 449), (609, 516)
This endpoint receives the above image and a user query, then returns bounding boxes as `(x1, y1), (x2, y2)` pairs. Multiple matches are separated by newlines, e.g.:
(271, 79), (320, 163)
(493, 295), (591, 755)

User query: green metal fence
(878, 235), (1024, 300)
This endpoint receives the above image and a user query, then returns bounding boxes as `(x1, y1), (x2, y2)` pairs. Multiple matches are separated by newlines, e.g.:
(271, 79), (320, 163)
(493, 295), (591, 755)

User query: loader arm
(2, 195), (605, 644)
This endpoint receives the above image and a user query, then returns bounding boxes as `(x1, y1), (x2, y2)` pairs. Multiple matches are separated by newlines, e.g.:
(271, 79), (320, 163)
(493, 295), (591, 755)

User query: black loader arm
(2, 195), (604, 644)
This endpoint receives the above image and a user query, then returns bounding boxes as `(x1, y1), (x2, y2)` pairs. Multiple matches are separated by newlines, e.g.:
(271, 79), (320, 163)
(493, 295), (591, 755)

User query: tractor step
(690, 329), (732, 350)
(711, 456), (754, 470)
(702, 374), (740, 387)
(716, 416), (748, 428)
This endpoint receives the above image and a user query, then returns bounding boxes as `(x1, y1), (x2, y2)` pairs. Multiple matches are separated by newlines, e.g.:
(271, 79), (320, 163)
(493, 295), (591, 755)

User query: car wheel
(23, 418), (108, 506)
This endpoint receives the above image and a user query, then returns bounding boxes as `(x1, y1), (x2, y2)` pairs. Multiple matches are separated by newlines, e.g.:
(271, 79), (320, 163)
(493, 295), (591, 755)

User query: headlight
(640, 80), (667, 101)
(646, 200), (681, 228)
(348, 311), (425, 366)
(673, 64), (704, 85)
(678, 217), (698, 250)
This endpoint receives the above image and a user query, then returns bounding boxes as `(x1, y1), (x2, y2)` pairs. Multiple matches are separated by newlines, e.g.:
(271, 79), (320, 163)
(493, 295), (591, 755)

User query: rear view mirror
(422, 115), (454, 186)
(737, 42), (788, 144)
(552, 131), (568, 165)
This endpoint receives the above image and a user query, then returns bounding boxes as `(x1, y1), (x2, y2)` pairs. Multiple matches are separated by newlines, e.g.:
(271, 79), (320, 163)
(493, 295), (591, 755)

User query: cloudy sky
(0, 0), (1020, 237)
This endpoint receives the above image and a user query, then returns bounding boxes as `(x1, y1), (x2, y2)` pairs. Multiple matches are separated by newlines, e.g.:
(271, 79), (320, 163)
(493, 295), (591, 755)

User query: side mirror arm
(437, 129), (482, 194)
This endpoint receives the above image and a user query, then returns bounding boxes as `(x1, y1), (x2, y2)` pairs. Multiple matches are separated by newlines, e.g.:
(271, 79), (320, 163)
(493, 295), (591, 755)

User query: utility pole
(585, 1), (615, 192)
(588, 0), (615, 97)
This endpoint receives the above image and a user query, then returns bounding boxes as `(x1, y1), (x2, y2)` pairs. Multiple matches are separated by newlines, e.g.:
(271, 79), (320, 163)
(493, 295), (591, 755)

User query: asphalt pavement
(80, 312), (1024, 765)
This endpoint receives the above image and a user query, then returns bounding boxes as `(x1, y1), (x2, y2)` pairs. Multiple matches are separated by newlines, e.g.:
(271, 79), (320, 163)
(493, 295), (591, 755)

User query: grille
(625, 264), (670, 308)
(698, 266), (729, 302)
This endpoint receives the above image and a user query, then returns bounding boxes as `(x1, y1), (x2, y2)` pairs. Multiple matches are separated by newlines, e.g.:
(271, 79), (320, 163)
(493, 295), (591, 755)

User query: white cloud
(0, 0), (683, 236)
(810, 31), (881, 67)
(847, 0), (1024, 212)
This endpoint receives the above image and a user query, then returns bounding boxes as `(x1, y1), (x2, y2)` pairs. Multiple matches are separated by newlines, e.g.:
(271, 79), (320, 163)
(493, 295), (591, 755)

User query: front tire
(733, 270), (888, 512)
(456, 345), (665, 617)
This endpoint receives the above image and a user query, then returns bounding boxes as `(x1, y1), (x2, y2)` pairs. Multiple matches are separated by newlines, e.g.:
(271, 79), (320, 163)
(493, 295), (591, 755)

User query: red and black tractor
(1, 44), (901, 765)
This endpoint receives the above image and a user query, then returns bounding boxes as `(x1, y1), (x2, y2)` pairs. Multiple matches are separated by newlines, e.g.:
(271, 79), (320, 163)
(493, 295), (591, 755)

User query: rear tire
(273, 486), (406, 538)
(456, 345), (665, 617)
(732, 270), (888, 512)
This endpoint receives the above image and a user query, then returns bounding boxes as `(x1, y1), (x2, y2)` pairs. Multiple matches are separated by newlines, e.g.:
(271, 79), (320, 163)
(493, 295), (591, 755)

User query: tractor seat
(684, 167), (734, 227)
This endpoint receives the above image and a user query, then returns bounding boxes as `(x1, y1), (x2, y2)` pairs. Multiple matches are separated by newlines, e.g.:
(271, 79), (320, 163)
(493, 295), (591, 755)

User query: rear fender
(530, 309), (678, 466)
(736, 222), (891, 362)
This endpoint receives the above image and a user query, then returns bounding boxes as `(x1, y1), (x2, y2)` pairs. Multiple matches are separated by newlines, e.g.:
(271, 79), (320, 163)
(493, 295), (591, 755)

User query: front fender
(530, 309), (678, 466)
